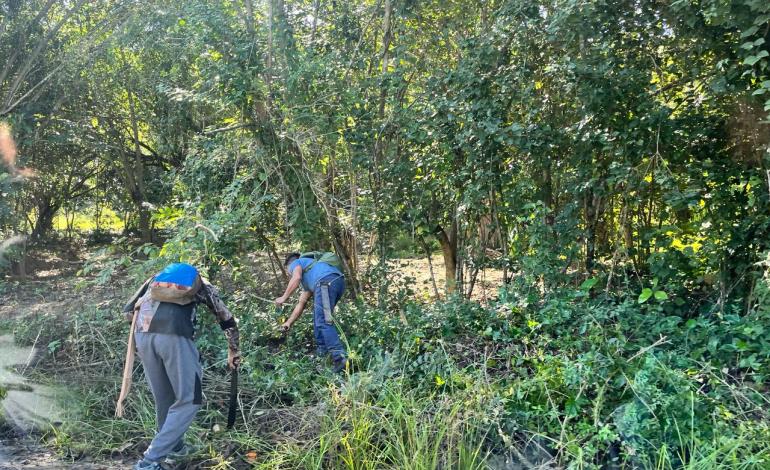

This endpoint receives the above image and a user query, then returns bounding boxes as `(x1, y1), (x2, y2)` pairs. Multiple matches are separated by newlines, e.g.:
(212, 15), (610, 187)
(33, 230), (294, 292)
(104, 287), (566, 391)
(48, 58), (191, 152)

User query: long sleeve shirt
(123, 276), (239, 352)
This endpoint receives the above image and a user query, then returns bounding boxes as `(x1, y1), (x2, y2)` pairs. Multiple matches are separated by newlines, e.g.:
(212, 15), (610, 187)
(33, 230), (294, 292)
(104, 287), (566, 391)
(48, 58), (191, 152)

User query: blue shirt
(289, 258), (343, 292)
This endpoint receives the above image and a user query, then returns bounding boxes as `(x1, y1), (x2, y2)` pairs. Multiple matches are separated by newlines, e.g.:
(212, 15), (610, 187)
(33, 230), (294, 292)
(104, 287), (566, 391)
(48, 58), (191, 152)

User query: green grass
(5, 275), (770, 469)
(52, 206), (124, 233)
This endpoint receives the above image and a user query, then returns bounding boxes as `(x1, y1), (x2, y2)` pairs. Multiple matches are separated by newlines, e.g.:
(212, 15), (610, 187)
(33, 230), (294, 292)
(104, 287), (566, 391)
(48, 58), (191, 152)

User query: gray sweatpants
(135, 332), (202, 462)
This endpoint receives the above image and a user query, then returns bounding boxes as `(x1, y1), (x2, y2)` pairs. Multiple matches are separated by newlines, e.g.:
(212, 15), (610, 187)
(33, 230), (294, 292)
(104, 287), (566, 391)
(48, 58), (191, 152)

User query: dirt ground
(385, 257), (505, 302)
(0, 334), (131, 470)
(0, 434), (131, 470)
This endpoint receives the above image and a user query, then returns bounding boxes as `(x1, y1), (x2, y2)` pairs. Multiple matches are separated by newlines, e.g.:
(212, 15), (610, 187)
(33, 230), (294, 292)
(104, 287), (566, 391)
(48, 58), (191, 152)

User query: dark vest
(148, 302), (196, 338)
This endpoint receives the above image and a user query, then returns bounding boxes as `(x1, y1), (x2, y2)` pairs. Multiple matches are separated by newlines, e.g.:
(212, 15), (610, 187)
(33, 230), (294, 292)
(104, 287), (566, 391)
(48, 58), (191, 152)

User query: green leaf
(754, 14), (770, 26)
(580, 278), (598, 290)
(565, 397), (580, 417)
(744, 50), (769, 66)
(638, 288), (653, 304)
(741, 26), (759, 38)
(654, 290), (668, 301)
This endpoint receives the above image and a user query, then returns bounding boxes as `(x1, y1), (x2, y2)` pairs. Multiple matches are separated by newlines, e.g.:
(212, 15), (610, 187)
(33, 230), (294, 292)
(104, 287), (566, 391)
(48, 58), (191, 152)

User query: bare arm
(275, 265), (303, 305)
(281, 290), (312, 331)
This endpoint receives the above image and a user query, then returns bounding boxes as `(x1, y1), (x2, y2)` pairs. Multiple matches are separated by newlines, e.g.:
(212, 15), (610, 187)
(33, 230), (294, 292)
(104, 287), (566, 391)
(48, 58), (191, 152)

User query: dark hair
(284, 252), (300, 266)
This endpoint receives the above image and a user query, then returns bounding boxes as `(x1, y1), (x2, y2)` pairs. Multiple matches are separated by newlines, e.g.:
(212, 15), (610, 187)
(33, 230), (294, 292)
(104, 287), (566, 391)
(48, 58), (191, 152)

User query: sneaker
(332, 357), (347, 373)
(133, 459), (163, 470)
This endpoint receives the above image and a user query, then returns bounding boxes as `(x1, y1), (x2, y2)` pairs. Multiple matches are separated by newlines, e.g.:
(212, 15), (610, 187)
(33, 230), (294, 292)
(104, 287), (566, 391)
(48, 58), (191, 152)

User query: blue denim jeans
(312, 274), (346, 361)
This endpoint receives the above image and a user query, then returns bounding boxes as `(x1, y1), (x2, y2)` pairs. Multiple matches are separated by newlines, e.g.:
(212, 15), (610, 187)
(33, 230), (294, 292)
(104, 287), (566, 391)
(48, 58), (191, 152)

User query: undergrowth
(5, 268), (770, 469)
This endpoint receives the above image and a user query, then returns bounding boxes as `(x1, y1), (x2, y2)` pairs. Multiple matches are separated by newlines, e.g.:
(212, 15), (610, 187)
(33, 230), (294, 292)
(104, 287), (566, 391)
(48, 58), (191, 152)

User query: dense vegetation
(1, 0), (770, 468)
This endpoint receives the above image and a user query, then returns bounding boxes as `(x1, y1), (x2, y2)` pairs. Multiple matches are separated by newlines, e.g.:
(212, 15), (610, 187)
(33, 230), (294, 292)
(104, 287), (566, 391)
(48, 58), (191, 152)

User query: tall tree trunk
(125, 85), (151, 243)
(9, 237), (27, 277)
(622, 196), (634, 258)
(270, 0), (297, 72)
(322, 165), (361, 296)
(310, 0), (321, 44)
(420, 236), (440, 298)
(266, 0), (273, 79)
(543, 157), (554, 227)
(349, 163), (360, 274)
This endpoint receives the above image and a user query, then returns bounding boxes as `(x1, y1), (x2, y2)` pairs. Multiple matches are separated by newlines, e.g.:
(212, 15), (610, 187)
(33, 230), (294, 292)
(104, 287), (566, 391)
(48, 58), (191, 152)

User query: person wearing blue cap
(122, 263), (240, 470)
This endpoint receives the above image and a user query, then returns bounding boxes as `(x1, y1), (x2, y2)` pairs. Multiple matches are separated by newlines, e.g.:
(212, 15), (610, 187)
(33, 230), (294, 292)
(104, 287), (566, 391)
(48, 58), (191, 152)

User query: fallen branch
(627, 335), (669, 362)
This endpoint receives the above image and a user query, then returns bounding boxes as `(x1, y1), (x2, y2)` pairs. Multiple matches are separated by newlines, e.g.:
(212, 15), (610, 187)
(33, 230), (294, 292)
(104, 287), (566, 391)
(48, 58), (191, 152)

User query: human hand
(227, 348), (241, 370)
(274, 296), (287, 306)
(279, 322), (291, 333)
(124, 310), (136, 322)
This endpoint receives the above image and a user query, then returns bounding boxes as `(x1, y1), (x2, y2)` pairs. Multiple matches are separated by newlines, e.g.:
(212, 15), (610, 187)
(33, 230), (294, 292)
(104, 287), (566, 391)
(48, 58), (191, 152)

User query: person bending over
(275, 252), (347, 372)
(123, 263), (240, 470)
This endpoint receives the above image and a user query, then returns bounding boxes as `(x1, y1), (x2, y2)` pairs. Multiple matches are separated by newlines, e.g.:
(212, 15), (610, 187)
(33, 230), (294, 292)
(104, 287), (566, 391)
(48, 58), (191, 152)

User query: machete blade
(227, 368), (238, 429)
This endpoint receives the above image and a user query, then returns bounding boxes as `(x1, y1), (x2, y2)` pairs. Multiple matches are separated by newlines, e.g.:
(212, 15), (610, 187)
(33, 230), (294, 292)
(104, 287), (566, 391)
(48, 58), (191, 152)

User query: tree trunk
(310, 0), (321, 44)
(543, 157), (554, 227)
(622, 198), (634, 255)
(435, 220), (458, 294)
(270, 0), (297, 72)
(242, 0), (255, 35)
(372, 0), (393, 179)
(420, 236), (440, 298)
(31, 198), (58, 240)
(10, 237), (27, 277)
(126, 84), (151, 243)
(321, 166), (361, 296)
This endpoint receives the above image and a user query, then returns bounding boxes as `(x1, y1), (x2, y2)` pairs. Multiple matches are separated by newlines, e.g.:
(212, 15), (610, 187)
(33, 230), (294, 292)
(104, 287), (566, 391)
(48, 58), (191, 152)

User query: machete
(227, 367), (238, 429)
